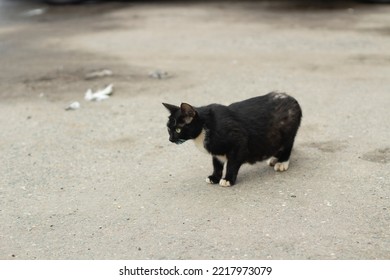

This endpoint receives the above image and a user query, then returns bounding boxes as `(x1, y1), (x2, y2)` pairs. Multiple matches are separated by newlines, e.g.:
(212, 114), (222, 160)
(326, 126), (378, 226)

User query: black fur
(163, 92), (302, 186)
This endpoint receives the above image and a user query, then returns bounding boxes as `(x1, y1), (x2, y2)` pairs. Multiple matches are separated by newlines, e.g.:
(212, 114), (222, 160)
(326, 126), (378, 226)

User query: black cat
(163, 92), (302, 186)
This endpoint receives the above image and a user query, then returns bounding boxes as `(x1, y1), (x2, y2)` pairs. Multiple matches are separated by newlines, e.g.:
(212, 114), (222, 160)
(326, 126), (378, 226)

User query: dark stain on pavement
(361, 148), (390, 164)
(303, 140), (347, 153)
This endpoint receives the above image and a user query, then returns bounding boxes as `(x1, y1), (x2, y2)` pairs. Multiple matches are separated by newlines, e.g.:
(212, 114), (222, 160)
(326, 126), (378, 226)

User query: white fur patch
(206, 177), (213, 184)
(273, 92), (287, 99)
(193, 129), (227, 164)
(267, 156), (278, 166)
(274, 161), (290, 172)
(219, 179), (231, 187)
(193, 129), (208, 154)
(214, 154), (227, 163)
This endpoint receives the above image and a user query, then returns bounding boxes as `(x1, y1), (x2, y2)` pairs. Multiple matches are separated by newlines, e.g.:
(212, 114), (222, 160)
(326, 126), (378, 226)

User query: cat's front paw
(206, 175), (220, 184)
(219, 179), (231, 187)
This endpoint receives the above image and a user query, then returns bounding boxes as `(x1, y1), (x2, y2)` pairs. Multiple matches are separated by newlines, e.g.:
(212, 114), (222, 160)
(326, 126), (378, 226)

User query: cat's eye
(175, 128), (182, 134)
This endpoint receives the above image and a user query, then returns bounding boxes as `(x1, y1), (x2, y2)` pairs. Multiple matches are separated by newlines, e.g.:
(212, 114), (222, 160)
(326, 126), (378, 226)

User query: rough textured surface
(1, 0), (389, 260)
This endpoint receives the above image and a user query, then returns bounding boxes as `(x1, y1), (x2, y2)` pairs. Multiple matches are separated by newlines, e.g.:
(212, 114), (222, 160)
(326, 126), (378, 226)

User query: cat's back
(227, 92), (302, 129)
(200, 92), (301, 130)
(228, 92), (298, 111)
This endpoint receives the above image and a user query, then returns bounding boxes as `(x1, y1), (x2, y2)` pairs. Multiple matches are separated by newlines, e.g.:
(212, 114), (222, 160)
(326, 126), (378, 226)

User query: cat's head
(162, 102), (199, 144)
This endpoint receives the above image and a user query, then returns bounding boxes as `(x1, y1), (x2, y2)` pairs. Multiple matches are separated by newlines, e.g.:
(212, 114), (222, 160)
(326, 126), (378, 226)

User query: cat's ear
(180, 103), (197, 124)
(162, 103), (180, 114)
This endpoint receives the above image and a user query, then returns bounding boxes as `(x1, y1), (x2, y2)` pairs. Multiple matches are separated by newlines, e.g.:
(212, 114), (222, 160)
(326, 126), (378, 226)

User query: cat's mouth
(175, 139), (187, 145)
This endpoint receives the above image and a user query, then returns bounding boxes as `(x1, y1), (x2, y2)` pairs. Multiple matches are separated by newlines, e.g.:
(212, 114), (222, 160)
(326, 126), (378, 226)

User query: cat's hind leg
(266, 156), (278, 167)
(271, 142), (294, 172)
(267, 156), (289, 171)
(274, 161), (290, 172)
(206, 157), (224, 184)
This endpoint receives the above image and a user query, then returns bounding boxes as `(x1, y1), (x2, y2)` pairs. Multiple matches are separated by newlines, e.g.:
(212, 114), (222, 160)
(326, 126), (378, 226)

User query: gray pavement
(0, 0), (389, 259)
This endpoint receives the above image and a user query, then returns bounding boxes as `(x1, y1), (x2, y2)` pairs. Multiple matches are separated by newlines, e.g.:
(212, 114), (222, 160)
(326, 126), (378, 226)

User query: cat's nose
(169, 136), (175, 142)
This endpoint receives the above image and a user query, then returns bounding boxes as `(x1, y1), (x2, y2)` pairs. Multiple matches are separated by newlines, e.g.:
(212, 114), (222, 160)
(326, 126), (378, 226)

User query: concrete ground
(0, 0), (389, 260)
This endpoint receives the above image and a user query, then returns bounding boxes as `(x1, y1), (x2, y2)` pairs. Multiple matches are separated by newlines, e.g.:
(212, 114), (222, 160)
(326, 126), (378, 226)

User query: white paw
(219, 179), (231, 187)
(206, 177), (212, 184)
(267, 156), (278, 166)
(274, 161), (290, 172)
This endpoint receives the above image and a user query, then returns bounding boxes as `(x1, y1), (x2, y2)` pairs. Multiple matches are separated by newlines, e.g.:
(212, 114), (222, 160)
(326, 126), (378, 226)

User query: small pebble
(149, 70), (169, 79)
